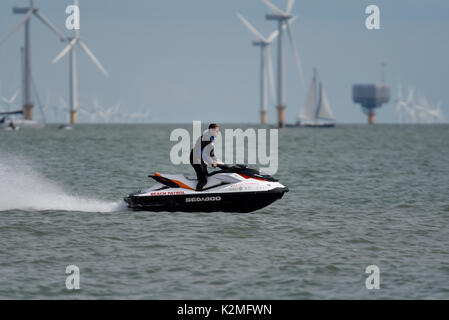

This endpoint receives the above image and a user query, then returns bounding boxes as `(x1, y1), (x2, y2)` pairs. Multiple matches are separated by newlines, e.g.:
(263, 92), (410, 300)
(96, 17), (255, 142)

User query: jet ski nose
(124, 193), (138, 205)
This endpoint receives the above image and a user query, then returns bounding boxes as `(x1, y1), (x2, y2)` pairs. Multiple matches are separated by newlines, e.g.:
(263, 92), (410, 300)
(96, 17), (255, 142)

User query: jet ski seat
(153, 172), (196, 190)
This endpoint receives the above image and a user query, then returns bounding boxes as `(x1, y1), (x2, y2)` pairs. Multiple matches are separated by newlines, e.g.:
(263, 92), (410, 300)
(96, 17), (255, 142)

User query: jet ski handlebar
(212, 164), (278, 181)
(215, 164), (247, 171)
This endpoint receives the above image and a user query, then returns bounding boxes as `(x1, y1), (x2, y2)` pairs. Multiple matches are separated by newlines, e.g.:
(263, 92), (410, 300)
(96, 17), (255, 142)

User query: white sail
(316, 84), (334, 120)
(299, 74), (317, 121)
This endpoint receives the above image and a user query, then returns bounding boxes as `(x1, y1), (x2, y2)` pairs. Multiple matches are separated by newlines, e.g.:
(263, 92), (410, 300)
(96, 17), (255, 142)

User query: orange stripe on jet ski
(172, 180), (195, 190)
(154, 172), (194, 190)
(238, 173), (265, 181)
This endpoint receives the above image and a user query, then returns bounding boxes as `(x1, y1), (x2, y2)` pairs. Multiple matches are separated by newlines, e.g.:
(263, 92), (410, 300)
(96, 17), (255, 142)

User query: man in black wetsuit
(189, 123), (221, 191)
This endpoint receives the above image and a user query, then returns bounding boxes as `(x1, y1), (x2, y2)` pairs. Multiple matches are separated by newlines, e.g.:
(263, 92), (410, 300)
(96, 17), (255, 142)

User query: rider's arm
(201, 146), (214, 165)
(201, 141), (223, 166)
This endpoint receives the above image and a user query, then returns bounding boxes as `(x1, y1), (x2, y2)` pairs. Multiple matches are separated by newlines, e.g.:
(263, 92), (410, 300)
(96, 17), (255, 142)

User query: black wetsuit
(189, 132), (216, 191)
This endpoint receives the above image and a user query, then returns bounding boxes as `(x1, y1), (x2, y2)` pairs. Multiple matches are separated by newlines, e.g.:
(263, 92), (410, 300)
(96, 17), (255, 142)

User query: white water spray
(0, 155), (126, 212)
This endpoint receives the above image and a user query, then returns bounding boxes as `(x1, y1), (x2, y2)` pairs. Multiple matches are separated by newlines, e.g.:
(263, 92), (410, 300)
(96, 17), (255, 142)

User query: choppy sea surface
(0, 124), (448, 299)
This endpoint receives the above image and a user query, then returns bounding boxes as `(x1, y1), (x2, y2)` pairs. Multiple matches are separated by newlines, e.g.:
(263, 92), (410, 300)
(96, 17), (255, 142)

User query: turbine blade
(276, 15), (297, 38)
(407, 88), (414, 104)
(266, 29), (279, 43)
(0, 9), (33, 46)
(92, 96), (103, 111)
(286, 0), (296, 14)
(52, 38), (77, 64)
(78, 40), (109, 76)
(34, 11), (68, 42)
(236, 13), (266, 42)
(288, 16), (298, 26)
(286, 23), (305, 88)
(10, 89), (20, 104)
(262, 0), (287, 16)
(397, 80), (402, 101)
(59, 96), (69, 109)
(421, 95), (430, 109)
(78, 108), (90, 115)
(266, 48), (276, 104)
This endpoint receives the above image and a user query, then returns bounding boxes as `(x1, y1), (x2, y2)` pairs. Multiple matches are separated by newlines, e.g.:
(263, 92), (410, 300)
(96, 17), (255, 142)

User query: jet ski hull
(124, 187), (288, 213)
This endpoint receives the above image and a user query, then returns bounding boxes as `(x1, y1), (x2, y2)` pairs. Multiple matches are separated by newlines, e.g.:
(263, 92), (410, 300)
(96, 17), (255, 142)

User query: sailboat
(289, 68), (336, 128)
(0, 110), (23, 130)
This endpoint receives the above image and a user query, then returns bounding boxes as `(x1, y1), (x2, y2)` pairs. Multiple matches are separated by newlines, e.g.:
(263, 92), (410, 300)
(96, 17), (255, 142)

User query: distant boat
(1, 112), (19, 130)
(287, 68), (336, 128)
(1, 111), (44, 130)
(58, 124), (73, 130)
(1, 118), (43, 130)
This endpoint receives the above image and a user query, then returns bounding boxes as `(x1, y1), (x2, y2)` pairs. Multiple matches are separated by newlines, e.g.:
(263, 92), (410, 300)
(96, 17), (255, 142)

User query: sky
(0, 0), (448, 124)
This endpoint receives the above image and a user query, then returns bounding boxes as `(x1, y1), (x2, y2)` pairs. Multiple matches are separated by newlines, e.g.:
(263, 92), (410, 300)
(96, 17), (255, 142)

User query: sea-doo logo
(185, 196), (221, 203)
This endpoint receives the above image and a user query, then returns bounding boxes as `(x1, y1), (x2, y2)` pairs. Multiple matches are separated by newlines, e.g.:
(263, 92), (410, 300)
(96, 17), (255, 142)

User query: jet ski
(124, 164), (288, 213)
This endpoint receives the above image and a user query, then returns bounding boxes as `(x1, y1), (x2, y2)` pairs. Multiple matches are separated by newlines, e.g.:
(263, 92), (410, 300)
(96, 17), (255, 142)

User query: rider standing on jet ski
(189, 123), (222, 191)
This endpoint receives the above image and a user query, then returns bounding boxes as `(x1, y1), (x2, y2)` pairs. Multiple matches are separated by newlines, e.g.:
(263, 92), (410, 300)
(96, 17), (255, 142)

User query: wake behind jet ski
(124, 164), (288, 213)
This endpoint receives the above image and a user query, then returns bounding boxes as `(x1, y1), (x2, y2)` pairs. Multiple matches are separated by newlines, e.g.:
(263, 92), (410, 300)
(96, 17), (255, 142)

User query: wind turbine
(263, 0), (305, 128)
(396, 82), (414, 123)
(402, 88), (417, 123)
(415, 94), (445, 123)
(395, 81), (403, 123)
(0, 0), (67, 121)
(91, 96), (120, 123)
(52, 0), (108, 126)
(433, 102), (444, 122)
(40, 93), (62, 123)
(237, 13), (278, 124)
(60, 95), (96, 123)
(1, 90), (20, 112)
(406, 88), (417, 123)
(91, 96), (114, 123)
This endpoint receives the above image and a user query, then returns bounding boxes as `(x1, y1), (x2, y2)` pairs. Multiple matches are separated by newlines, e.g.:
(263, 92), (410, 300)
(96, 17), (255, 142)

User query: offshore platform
(352, 64), (390, 124)
(352, 84), (390, 124)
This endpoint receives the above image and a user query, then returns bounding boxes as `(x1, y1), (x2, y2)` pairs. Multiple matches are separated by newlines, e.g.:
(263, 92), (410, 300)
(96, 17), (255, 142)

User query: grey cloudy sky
(0, 0), (448, 123)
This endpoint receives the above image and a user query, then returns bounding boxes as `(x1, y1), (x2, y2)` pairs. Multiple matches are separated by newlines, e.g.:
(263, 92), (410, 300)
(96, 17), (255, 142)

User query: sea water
(0, 124), (448, 299)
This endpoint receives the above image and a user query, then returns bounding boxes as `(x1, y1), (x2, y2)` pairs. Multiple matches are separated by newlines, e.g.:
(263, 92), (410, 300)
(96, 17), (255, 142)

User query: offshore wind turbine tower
(257, 41), (269, 124)
(12, 3), (33, 120)
(52, 0), (108, 125)
(263, 0), (304, 128)
(0, 0), (66, 121)
(237, 13), (279, 124)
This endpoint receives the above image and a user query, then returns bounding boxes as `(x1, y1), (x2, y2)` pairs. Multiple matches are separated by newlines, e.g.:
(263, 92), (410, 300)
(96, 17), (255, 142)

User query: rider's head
(208, 123), (220, 137)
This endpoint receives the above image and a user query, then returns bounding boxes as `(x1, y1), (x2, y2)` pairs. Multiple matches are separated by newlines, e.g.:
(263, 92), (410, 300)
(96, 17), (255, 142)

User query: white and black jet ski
(124, 164), (288, 213)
